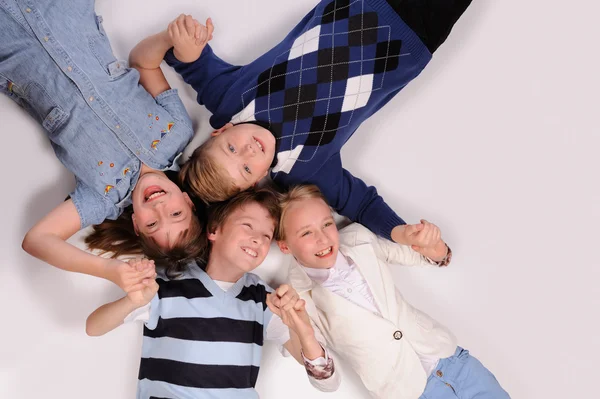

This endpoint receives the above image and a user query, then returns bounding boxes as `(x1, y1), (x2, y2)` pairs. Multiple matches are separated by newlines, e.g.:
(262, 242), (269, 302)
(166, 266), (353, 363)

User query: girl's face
(131, 171), (194, 250)
(277, 197), (340, 269)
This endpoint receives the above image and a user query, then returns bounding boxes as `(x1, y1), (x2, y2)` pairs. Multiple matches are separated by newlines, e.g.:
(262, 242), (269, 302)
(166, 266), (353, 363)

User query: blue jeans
(420, 347), (510, 399)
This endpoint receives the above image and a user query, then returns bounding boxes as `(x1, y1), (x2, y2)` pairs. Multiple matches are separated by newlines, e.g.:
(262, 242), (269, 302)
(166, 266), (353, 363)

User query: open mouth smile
(315, 246), (333, 258)
(144, 186), (167, 203)
(242, 247), (258, 258)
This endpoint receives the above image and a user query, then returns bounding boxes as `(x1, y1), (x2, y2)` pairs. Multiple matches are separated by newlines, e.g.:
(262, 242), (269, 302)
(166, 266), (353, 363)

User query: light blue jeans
(420, 347), (510, 399)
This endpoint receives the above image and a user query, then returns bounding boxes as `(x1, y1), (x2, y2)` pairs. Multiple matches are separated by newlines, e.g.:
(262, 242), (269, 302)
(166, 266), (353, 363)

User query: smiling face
(206, 123), (276, 191)
(278, 197), (340, 269)
(207, 201), (276, 277)
(131, 171), (195, 250)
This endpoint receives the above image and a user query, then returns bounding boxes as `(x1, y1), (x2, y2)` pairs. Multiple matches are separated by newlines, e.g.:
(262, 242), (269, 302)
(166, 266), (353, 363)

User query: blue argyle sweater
(165, 0), (432, 240)
(138, 262), (273, 398)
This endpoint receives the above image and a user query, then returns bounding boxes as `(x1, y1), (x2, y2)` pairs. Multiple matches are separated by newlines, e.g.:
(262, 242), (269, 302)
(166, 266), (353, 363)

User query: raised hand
(104, 257), (156, 293)
(169, 14), (214, 63)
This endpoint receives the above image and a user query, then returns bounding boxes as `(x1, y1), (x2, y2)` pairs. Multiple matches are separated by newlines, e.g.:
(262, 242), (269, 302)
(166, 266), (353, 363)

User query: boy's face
(208, 123), (276, 191)
(278, 197), (340, 269)
(131, 172), (195, 250)
(208, 202), (275, 274)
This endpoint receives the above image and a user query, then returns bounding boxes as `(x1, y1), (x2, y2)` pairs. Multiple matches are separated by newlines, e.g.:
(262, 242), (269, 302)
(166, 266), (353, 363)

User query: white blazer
(287, 223), (457, 399)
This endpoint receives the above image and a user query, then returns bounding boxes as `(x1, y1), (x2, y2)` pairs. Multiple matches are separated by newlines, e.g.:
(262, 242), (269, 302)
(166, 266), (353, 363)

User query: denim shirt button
(115, 124), (120, 129)
(67, 66), (72, 72)
(25, 8), (31, 13)
(43, 36), (49, 42)
(89, 96), (94, 102)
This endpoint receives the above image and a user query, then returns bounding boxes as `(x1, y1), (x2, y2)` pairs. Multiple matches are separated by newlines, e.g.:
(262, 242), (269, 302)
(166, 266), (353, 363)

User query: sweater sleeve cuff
(164, 48), (182, 67)
(380, 213), (406, 241)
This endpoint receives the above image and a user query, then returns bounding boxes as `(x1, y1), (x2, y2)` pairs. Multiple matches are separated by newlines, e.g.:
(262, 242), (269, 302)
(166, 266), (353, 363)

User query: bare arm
(87, 259), (159, 336)
(21, 199), (155, 291)
(86, 296), (139, 336)
(129, 15), (213, 98)
(129, 31), (172, 97)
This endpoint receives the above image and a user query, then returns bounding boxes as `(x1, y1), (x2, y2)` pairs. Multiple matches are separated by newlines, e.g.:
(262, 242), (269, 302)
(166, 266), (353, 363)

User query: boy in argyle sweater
(133, 0), (472, 245)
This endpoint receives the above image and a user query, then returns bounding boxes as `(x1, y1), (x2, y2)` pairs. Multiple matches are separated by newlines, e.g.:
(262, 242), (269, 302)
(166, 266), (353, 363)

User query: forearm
(285, 331), (339, 391)
(298, 331), (325, 361)
(22, 200), (112, 281)
(129, 30), (172, 70)
(86, 297), (138, 336)
(23, 231), (111, 279)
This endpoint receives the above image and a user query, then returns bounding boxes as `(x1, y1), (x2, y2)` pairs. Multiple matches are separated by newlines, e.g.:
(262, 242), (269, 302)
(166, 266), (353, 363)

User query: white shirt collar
(301, 250), (353, 284)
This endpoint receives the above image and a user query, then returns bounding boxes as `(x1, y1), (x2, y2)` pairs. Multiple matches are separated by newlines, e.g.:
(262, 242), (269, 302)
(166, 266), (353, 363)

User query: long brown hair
(85, 206), (206, 278)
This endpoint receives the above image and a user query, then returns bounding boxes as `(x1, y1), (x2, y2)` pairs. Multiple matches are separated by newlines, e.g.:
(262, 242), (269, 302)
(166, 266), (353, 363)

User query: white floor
(1, 0), (599, 398)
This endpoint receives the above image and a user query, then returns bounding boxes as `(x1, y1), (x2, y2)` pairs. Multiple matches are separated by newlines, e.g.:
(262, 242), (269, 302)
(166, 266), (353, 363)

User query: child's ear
(131, 214), (140, 236)
(211, 123), (234, 137)
(207, 227), (219, 242)
(277, 240), (291, 254)
(183, 192), (195, 210)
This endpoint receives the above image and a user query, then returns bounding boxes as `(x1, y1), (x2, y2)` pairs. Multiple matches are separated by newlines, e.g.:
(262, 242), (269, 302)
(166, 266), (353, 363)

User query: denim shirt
(0, 0), (194, 228)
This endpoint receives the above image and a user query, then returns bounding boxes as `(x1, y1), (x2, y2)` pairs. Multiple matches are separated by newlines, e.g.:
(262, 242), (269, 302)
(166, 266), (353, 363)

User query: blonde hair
(276, 184), (329, 240)
(179, 138), (240, 203)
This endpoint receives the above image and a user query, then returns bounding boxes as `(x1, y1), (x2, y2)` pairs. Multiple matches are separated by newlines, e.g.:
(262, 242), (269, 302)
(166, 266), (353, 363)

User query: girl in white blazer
(273, 185), (510, 399)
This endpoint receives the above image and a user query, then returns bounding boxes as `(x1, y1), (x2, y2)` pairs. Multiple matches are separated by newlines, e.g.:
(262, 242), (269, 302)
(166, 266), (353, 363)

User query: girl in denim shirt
(0, 1), (211, 292)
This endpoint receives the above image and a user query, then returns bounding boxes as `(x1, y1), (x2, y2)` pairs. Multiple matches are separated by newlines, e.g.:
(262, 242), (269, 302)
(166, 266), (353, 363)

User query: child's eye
(244, 165), (251, 174)
(324, 222), (333, 227)
(147, 221), (157, 228)
(264, 234), (272, 240)
(172, 211), (182, 217)
(243, 223), (253, 229)
(228, 144), (236, 153)
(301, 231), (311, 237)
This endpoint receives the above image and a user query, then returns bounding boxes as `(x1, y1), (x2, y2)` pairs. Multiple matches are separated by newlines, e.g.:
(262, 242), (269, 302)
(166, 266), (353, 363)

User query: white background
(1, 0), (598, 398)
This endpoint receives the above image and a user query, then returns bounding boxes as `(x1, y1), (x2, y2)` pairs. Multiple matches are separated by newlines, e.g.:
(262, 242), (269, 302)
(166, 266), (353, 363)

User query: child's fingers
(281, 292), (299, 311)
(293, 298), (305, 311)
(288, 307), (304, 325)
(184, 15), (196, 36)
(125, 282), (147, 293)
(206, 18), (214, 40)
(266, 294), (282, 317)
(170, 20), (180, 39)
(196, 26), (207, 46)
(193, 20), (201, 39)
(405, 223), (424, 237)
(275, 284), (290, 298)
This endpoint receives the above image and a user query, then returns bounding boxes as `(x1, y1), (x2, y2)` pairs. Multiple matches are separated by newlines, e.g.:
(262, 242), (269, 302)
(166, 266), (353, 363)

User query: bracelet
(427, 245), (452, 267)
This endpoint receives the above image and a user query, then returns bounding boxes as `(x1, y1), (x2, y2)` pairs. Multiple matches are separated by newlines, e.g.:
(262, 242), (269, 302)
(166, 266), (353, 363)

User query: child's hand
(127, 277), (159, 308)
(267, 285), (315, 339)
(392, 220), (448, 261)
(168, 14), (214, 63)
(105, 257), (156, 293)
(126, 258), (159, 307)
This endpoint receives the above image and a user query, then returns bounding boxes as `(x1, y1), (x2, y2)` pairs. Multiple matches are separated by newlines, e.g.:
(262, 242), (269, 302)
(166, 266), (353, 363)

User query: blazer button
(393, 330), (403, 340)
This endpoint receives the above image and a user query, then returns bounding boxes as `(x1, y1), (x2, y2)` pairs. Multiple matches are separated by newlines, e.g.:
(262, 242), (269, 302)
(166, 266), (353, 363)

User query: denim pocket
(23, 82), (69, 134)
(0, 75), (68, 133)
(89, 14), (127, 79)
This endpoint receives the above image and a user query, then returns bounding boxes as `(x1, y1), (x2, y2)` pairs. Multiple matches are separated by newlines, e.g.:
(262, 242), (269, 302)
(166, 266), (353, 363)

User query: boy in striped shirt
(86, 188), (338, 398)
